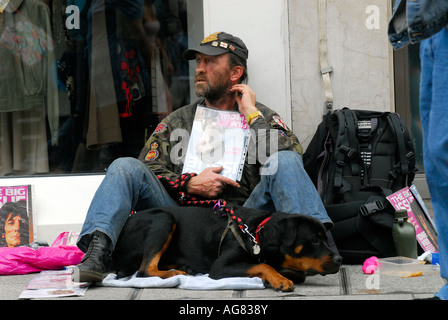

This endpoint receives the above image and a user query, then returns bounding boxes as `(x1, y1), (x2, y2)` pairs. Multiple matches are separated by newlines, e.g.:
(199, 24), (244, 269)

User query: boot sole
(72, 267), (107, 283)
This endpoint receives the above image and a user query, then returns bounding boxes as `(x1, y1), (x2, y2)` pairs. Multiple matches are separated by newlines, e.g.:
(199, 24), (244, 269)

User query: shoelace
(83, 233), (102, 261)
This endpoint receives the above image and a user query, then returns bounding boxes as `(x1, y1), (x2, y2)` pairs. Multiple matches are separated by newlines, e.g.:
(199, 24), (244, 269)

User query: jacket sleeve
(138, 119), (196, 199)
(248, 103), (303, 164)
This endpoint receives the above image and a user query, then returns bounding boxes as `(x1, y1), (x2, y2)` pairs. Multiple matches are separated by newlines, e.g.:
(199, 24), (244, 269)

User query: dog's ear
(263, 215), (300, 250)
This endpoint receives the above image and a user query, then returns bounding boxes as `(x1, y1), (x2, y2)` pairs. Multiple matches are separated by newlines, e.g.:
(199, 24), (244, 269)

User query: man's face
(194, 53), (232, 101)
(4, 212), (24, 247)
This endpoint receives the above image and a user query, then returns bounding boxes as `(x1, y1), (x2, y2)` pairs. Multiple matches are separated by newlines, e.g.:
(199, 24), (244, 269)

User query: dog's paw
(139, 268), (187, 278)
(269, 276), (295, 292)
(160, 269), (187, 278)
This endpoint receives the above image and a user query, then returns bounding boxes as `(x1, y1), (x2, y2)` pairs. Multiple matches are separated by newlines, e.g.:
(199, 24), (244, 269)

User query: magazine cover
(19, 269), (88, 299)
(0, 185), (33, 247)
(182, 106), (250, 181)
(386, 185), (438, 253)
(409, 184), (437, 229)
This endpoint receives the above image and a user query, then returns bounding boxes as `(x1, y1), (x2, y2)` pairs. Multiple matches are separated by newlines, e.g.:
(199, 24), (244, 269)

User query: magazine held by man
(182, 106), (250, 181)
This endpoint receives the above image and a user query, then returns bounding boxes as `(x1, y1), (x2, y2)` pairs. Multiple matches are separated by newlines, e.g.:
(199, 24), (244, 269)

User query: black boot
(73, 231), (113, 283)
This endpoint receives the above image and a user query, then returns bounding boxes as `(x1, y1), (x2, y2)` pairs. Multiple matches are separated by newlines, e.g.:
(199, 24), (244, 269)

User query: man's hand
(186, 166), (240, 198)
(230, 84), (258, 117)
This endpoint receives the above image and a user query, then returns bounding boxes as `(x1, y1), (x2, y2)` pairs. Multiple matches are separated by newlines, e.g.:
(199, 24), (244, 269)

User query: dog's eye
(311, 238), (320, 246)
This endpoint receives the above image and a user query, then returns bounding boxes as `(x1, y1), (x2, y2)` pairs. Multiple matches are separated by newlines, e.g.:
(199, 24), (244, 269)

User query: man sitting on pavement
(75, 31), (333, 282)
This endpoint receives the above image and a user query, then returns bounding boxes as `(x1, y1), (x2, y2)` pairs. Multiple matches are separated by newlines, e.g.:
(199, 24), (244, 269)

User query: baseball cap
(183, 32), (249, 61)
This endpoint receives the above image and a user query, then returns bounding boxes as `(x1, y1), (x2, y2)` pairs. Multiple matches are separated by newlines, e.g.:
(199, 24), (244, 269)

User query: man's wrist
(246, 110), (263, 125)
(185, 175), (197, 194)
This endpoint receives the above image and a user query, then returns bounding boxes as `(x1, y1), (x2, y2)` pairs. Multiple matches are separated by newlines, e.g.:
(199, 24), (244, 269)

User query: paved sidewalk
(2, 193), (443, 312)
(1, 264), (444, 301)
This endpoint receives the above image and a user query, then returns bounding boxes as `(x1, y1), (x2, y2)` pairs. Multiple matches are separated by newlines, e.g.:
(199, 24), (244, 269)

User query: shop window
(0, 0), (194, 176)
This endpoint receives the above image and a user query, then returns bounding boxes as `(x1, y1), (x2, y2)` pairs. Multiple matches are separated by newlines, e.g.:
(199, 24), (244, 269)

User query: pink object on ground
(362, 256), (379, 274)
(0, 232), (84, 275)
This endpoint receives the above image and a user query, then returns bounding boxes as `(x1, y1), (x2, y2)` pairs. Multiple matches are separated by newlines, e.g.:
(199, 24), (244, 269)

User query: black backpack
(304, 108), (418, 263)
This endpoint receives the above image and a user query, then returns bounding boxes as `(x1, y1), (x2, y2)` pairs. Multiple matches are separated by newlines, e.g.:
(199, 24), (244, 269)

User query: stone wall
(289, 0), (394, 149)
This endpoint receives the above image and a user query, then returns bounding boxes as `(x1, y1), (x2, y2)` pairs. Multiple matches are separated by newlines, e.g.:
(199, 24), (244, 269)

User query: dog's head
(262, 214), (342, 277)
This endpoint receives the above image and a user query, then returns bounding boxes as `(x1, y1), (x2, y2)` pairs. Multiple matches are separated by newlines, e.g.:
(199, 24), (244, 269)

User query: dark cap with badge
(183, 32), (249, 61)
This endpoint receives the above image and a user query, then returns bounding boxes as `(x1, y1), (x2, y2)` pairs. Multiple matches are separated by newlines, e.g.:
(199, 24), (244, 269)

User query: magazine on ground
(386, 185), (438, 253)
(19, 269), (89, 299)
(0, 185), (33, 247)
(182, 106), (250, 181)
(409, 184), (437, 229)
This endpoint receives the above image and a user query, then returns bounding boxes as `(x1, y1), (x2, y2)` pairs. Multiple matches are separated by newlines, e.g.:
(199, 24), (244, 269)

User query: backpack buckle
(359, 200), (386, 216)
(406, 151), (415, 161)
(340, 145), (356, 158)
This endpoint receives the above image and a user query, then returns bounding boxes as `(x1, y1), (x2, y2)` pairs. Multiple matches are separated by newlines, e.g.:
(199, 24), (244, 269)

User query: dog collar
(194, 199), (272, 256)
(255, 217), (271, 247)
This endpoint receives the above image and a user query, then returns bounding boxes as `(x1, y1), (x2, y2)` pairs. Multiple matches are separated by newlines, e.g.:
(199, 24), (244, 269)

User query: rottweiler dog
(112, 206), (342, 292)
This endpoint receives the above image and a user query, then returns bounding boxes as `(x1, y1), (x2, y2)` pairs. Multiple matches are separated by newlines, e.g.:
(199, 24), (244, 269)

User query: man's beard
(195, 76), (231, 103)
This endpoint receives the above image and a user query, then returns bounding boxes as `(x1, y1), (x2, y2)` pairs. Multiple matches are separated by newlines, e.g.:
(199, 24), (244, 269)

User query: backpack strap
(317, 131), (332, 195)
(332, 110), (355, 188)
(386, 114), (409, 177)
(342, 109), (361, 177)
(386, 113), (418, 187)
(318, 0), (334, 115)
(333, 109), (365, 196)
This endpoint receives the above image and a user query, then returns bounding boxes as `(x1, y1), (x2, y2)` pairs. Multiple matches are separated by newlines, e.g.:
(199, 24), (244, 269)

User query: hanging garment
(0, 0), (59, 175)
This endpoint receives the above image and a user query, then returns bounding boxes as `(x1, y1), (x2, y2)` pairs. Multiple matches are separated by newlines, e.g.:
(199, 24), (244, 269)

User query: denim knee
(280, 150), (302, 161)
(271, 150), (303, 166)
(107, 157), (146, 175)
(261, 151), (303, 176)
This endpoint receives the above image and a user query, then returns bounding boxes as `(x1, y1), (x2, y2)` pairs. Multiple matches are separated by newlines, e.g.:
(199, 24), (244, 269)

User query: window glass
(0, 0), (192, 176)
(407, 43), (424, 171)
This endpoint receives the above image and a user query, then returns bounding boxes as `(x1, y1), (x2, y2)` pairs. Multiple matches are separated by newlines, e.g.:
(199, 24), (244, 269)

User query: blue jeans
(420, 26), (448, 300)
(78, 151), (332, 251)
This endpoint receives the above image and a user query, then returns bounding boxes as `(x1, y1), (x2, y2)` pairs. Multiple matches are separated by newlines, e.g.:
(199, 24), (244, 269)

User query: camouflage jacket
(138, 98), (303, 206)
